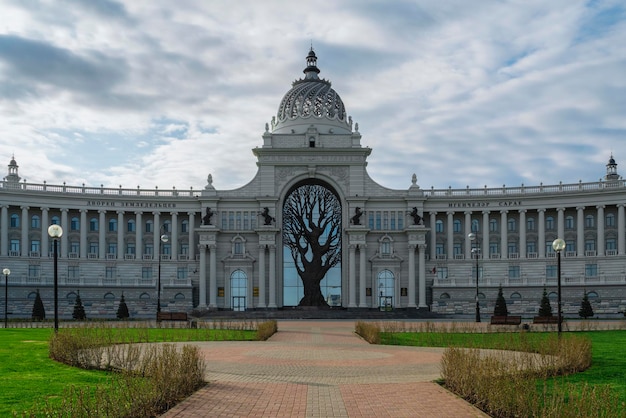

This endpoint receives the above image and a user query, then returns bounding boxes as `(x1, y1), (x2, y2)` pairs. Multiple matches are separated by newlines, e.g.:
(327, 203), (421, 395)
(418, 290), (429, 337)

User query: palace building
(1, 49), (625, 319)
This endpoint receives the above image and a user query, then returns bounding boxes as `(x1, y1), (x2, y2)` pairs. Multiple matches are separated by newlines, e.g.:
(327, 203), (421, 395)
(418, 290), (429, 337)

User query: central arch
(282, 179), (342, 306)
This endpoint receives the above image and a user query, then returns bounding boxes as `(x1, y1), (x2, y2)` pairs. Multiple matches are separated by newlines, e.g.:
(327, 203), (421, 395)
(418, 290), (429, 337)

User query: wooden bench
(490, 315), (522, 325)
(157, 312), (188, 321)
(532, 316), (560, 324)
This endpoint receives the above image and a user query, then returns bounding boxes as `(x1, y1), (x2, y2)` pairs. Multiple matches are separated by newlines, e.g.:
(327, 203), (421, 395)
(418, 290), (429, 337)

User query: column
(429, 212), (437, 260)
(407, 244), (416, 308)
(482, 211), (489, 256)
(152, 212), (160, 257)
(41, 208), (49, 258)
(61, 208), (69, 258)
(500, 210), (508, 258)
(348, 245), (357, 307)
(258, 245), (266, 308)
(519, 210), (526, 258)
(187, 212), (196, 260)
(79, 209), (87, 259)
(538, 209), (546, 258)
(198, 244), (207, 308)
(557, 207), (565, 240)
(209, 244), (217, 308)
(0, 205), (7, 255)
(98, 210), (106, 258)
(135, 211), (143, 259)
(597, 205), (605, 256)
(268, 245), (277, 308)
(171, 212), (178, 260)
(446, 211), (454, 258)
(117, 210), (124, 260)
(358, 245), (367, 308)
(577, 207), (585, 257)
(618, 205), (625, 255)
(21, 206), (29, 256)
(464, 211), (472, 258)
(418, 244), (427, 308)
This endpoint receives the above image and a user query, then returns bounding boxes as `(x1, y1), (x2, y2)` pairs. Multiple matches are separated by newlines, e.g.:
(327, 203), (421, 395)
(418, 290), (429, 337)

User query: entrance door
(232, 296), (246, 312)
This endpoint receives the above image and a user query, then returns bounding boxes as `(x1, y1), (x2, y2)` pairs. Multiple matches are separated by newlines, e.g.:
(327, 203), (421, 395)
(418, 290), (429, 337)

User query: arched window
(174, 293), (186, 300)
(230, 270), (247, 311)
(453, 219), (462, 233)
(585, 215), (595, 228)
(103, 292), (115, 300)
(90, 218), (99, 231)
(51, 216), (60, 225)
(127, 219), (135, 232)
(31, 215), (40, 229)
(545, 216), (554, 230)
(70, 217), (80, 231)
(439, 293), (450, 299)
(380, 236), (392, 257)
(527, 217), (535, 231)
(145, 220), (153, 233)
(66, 291), (77, 299)
(10, 214), (19, 228)
(510, 292), (522, 300)
(489, 218), (498, 232)
(587, 291), (599, 299)
(108, 218), (117, 232)
(377, 269), (395, 307)
(435, 220), (444, 233)
(162, 220), (171, 233)
(471, 219), (480, 232)
(181, 220), (189, 233)
(565, 216), (574, 230)
(139, 292), (150, 299)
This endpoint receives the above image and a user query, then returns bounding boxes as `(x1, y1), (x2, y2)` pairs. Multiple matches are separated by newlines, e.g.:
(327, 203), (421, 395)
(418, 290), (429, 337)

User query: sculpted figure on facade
(409, 207), (423, 225)
(351, 207), (363, 225)
(202, 207), (214, 225)
(260, 207), (275, 225)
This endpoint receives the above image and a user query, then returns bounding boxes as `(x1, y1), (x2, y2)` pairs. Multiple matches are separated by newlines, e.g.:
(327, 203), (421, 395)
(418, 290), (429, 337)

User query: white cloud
(0, 0), (624, 191)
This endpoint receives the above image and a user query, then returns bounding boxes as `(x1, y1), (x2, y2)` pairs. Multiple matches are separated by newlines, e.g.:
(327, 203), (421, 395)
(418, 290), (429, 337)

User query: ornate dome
(272, 49), (352, 134)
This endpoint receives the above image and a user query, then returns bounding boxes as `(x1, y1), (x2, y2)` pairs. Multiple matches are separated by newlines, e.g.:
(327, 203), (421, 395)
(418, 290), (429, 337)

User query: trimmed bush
(32, 289), (46, 321)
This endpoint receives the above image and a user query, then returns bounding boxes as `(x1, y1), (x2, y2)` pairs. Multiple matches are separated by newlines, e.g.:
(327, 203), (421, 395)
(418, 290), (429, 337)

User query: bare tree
(283, 183), (342, 306)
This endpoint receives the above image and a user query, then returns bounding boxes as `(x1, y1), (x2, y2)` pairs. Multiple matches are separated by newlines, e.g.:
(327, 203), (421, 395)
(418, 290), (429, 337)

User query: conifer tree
(493, 285), (508, 316)
(116, 293), (130, 320)
(72, 290), (86, 320)
(538, 288), (553, 317)
(31, 289), (46, 321)
(578, 291), (594, 319)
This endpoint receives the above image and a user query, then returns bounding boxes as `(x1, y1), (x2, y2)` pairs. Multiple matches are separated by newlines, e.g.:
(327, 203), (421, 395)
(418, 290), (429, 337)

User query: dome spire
(303, 47), (320, 80)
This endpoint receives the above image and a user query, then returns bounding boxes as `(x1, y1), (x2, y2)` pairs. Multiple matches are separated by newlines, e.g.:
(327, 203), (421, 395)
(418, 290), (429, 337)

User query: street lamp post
(3, 268), (10, 328)
(48, 224), (63, 333)
(468, 232), (481, 322)
(552, 238), (566, 337)
(156, 229), (169, 320)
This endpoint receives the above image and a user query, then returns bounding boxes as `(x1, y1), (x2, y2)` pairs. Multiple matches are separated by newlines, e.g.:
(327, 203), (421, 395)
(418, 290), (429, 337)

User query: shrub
(493, 285), (508, 316)
(538, 287), (553, 317)
(579, 291), (594, 319)
(72, 290), (87, 320)
(116, 293), (130, 320)
(355, 321), (380, 344)
(31, 289), (45, 321)
(256, 320), (278, 340)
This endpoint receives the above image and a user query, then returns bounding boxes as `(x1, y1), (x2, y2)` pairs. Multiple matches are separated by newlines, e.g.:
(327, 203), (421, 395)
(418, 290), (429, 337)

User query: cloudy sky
(0, 0), (624, 192)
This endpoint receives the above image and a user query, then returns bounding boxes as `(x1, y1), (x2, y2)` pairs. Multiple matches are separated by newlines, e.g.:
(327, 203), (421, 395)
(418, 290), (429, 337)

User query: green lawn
(380, 330), (626, 404)
(0, 327), (258, 416)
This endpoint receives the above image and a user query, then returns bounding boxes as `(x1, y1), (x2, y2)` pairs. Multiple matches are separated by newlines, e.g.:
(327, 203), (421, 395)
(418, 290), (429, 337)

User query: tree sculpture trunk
(283, 182), (341, 306)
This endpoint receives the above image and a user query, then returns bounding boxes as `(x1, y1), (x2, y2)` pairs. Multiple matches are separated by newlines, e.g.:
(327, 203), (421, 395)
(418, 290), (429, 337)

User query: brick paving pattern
(162, 320), (488, 417)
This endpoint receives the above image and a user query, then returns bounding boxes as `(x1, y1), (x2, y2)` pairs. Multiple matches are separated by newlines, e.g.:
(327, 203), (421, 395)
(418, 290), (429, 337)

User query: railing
(2, 178), (623, 199)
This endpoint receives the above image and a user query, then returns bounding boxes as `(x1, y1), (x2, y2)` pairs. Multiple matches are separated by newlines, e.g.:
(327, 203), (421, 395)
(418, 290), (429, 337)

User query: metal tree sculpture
(283, 183), (342, 306)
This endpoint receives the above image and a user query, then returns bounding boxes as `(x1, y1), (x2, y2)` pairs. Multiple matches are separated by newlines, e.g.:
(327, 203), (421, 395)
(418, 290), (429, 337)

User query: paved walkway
(162, 321), (487, 417)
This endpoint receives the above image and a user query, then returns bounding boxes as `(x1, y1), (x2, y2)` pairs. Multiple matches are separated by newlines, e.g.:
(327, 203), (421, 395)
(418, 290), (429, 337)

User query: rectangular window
(397, 212), (403, 230)
(68, 266), (79, 278)
(526, 241), (536, 254)
(489, 242), (498, 255)
(89, 242), (98, 254)
(177, 267), (188, 280)
(566, 240), (575, 253)
(236, 211), (242, 229)
(30, 240), (41, 253)
(383, 211), (389, 229)
(585, 240), (596, 251)
(142, 267), (153, 279)
(368, 212), (374, 229)
(126, 243), (136, 254)
(436, 267), (448, 279)
(585, 264), (598, 278)
(375, 212), (381, 230)
(70, 242), (80, 254)
(106, 267), (116, 278)
(508, 265), (520, 278)
(108, 243), (117, 256)
(606, 238), (616, 250)
(145, 244), (153, 255)
(507, 242), (517, 254)
(453, 244), (462, 255)
(28, 265), (40, 277)
(221, 212), (227, 229)
(435, 244), (445, 255)
(10, 239), (20, 252)
(546, 265), (557, 278)
(390, 212), (396, 230)
(180, 243), (189, 255)
(228, 212), (235, 229)
(243, 212), (249, 230)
